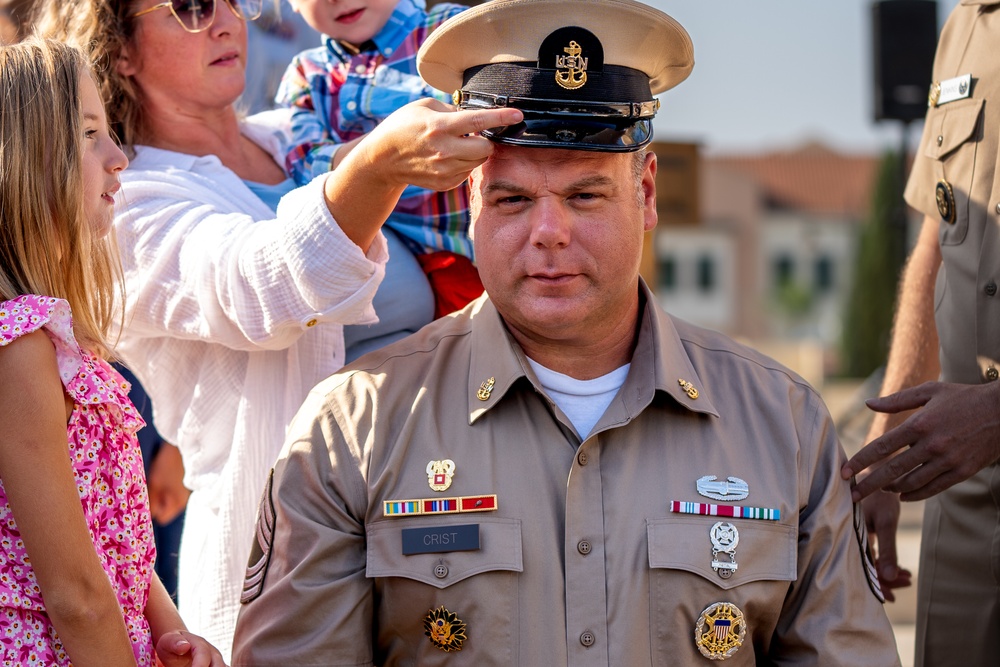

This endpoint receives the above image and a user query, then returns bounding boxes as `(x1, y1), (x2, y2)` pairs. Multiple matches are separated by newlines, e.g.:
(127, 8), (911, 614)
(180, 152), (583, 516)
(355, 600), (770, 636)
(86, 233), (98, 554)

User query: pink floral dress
(0, 295), (155, 665)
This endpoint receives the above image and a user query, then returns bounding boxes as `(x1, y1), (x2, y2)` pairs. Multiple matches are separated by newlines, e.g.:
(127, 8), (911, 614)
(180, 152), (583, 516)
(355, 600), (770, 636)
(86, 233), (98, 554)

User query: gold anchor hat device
(417, 0), (694, 152)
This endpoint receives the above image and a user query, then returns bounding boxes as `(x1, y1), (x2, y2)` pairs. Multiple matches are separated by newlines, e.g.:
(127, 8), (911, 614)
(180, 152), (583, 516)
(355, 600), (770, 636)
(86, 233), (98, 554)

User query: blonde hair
(35, 0), (146, 151)
(0, 37), (123, 357)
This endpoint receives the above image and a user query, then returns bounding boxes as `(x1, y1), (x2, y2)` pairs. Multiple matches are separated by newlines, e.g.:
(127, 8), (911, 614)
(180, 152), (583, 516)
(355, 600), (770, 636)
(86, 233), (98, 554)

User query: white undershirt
(527, 358), (631, 439)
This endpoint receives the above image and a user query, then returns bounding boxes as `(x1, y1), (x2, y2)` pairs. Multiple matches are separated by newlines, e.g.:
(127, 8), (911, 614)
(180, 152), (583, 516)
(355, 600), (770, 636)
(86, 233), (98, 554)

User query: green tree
(840, 149), (905, 377)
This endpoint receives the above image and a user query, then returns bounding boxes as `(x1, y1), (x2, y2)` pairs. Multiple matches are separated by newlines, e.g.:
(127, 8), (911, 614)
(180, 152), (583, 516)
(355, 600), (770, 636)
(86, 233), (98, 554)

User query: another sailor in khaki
(233, 1), (899, 664)
(845, 3), (1000, 666)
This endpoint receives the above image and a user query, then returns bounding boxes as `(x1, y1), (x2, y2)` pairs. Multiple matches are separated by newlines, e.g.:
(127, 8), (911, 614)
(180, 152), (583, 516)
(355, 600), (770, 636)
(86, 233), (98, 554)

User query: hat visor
(481, 117), (652, 152)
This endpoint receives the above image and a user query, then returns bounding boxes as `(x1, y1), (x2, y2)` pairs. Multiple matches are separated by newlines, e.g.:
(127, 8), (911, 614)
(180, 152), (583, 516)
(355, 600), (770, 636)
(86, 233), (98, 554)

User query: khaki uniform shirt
(904, 0), (1000, 384)
(233, 286), (897, 666)
(902, 4), (1000, 665)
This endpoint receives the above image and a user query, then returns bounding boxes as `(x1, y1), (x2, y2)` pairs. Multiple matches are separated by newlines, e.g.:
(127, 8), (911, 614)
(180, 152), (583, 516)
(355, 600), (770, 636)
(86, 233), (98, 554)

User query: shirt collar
(325, 0), (426, 63)
(467, 281), (720, 424)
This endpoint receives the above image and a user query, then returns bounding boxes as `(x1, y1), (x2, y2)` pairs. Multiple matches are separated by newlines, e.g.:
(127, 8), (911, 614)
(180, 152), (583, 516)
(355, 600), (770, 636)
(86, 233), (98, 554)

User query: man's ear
(467, 167), (482, 241)
(116, 43), (138, 77)
(642, 151), (658, 233)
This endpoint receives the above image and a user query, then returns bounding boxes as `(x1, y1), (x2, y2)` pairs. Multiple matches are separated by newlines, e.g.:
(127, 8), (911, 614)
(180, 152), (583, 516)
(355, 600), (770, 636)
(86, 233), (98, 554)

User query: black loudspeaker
(872, 0), (939, 122)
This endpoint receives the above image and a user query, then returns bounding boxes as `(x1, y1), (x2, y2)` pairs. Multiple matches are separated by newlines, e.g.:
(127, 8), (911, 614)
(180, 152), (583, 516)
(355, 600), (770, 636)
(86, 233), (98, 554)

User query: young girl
(0, 38), (225, 666)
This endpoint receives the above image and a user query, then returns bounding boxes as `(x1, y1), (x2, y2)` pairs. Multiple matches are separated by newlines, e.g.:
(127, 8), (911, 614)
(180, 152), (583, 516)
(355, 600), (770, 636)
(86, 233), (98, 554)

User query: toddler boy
(280, 0), (480, 320)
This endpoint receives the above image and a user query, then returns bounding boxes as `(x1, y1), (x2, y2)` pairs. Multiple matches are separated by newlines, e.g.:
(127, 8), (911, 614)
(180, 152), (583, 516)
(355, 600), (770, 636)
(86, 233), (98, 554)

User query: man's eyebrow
(483, 179), (530, 196)
(566, 174), (615, 190)
(483, 174), (615, 196)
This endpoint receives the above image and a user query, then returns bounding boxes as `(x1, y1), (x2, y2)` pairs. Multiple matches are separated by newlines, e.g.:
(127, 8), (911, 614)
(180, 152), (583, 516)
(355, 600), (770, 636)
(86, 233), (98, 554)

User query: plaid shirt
(278, 0), (471, 258)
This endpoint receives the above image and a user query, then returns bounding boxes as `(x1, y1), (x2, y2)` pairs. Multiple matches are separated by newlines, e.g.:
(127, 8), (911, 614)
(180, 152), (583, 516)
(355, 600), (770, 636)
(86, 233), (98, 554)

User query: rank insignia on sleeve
(424, 606), (467, 652)
(695, 602), (746, 660)
(241, 468), (276, 604)
(854, 500), (885, 603)
(427, 459), (456, 492)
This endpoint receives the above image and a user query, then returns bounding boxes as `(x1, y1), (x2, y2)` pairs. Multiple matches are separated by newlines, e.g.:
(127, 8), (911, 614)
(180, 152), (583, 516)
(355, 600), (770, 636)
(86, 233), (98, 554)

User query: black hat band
(461, 62), (653, 105)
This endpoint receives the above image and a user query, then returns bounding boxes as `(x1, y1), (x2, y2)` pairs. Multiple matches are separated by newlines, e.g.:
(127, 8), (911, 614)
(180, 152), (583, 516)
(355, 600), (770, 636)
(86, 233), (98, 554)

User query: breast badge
(424, 606), (467, 652)
(710, 521), (739, 579)
(696, 475), (748, 501)
(695, 602), (746, 660)
(428, 459), (456, 492)
(935, 179), (956, 224)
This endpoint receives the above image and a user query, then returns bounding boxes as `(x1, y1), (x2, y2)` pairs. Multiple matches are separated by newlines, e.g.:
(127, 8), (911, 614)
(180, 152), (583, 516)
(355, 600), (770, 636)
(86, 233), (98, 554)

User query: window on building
(659, 256), (677, 291)
(773, 254), (795, 288)
(814, 255), (835, 293)
(696, 254), (715, 292)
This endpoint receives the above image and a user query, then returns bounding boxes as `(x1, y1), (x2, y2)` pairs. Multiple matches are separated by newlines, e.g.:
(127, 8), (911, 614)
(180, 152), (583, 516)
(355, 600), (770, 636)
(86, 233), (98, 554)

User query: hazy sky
(647, 0), (961, 155)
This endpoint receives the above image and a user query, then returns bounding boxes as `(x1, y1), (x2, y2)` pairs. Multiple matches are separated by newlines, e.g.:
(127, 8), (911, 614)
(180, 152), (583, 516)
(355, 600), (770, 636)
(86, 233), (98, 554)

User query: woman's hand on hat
(359, 98), (523, 192)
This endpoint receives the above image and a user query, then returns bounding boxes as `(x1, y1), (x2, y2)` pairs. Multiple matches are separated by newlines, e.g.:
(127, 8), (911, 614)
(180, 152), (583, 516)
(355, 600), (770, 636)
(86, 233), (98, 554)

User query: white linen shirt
(112, 109), (388, 655)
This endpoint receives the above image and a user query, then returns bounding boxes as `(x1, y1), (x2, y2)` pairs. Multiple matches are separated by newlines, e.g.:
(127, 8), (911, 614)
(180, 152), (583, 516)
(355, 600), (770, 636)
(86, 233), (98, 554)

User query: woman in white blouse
(38, 0), (521, 658)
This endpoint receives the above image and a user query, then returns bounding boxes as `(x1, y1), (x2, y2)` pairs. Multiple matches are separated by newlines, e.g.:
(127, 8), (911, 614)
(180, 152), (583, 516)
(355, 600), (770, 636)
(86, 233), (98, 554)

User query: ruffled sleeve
(0, 294), (143, 434)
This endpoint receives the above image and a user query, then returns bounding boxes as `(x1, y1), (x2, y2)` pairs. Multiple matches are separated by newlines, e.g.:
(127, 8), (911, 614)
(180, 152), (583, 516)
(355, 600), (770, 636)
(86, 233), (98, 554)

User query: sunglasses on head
(131, 0), (263, 33)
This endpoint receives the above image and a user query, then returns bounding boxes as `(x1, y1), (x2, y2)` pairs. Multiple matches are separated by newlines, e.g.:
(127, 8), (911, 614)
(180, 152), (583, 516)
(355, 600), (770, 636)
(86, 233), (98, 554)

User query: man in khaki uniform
(233, 1), (899, 664)
(844, 2), (1000, 665)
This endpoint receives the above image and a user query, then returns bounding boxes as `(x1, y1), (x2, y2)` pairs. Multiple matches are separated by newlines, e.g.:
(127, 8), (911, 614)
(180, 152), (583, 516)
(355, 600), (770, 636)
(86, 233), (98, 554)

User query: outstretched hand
(155, 630), (227, 667)
(357, 98), (524, 193)
(842, 380), (1000, 502)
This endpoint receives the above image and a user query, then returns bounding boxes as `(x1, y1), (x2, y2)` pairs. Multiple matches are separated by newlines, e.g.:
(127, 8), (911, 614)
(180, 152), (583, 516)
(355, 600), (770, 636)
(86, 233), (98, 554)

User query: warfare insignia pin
(695, 602), (747, 660)
(928, 81), (941, 108)
(710, 521), (739, 579)
(424, 606), (467, 652)
(476, 377), (495, 401)
(427, 459), (456, 492)
(936, 179), (956, 224)
(697, 475), (749, 501)
(555, 40), (588, 90)
(677, 378), (699, 400)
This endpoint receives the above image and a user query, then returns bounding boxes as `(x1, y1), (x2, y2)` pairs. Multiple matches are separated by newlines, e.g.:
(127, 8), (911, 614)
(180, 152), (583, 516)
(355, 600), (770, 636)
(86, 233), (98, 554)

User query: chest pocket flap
(647, 516), (796, 591)
(924, 97), (984, 160)
(366, 517), (522, 589)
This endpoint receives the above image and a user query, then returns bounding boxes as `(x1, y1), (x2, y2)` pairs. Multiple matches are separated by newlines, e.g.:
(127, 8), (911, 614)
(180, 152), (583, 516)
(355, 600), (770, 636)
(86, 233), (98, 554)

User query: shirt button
(577, 451), (588, 466)
(347, 100), (357, 111)
(937, 135), (944, 146)
(433, 564), (449, 579)
(577, 540), (592, 555)
(305, 318), (318, 327)
(384, 47), (393, 55)
(995, 203), (1000, 215)
(987, 367), (999, 382)
(986, 282), (998, 297)
(580, 631), (595, 647)
(355, 64), (366, 73)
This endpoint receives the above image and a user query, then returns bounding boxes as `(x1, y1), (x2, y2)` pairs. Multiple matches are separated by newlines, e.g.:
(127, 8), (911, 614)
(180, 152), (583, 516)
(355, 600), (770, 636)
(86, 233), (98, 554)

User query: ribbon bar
(670, 500), (780, 521)
(384, 494), (498, 518)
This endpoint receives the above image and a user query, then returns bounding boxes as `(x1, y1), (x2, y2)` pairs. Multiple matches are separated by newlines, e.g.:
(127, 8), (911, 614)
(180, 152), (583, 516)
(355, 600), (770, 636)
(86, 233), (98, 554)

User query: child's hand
(155, 630), (228, 667)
